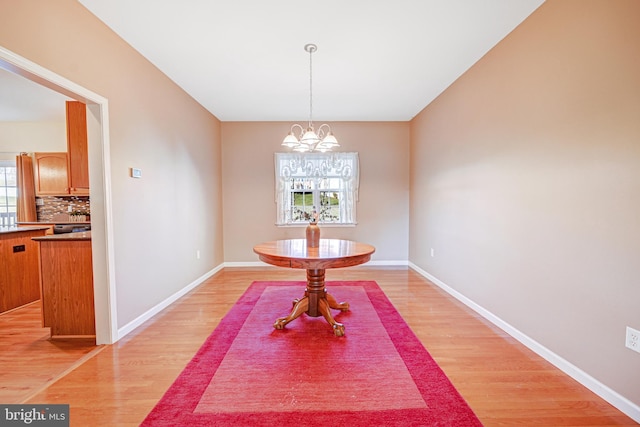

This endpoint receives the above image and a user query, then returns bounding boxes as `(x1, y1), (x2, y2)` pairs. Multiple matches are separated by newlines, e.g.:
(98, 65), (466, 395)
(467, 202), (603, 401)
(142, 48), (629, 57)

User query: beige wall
(410, 0), (640, 406)
(0, 0), (224, 328)
(0, 122), (66, 153)
(222, 121), (409, 263)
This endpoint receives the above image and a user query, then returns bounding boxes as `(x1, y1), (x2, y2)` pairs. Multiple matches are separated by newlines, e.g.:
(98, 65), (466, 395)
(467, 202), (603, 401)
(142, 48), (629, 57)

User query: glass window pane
(319, 191), (341, 222)
(0, 166), (17, 220)
(6, 169), (16, 186)
(291, 191), (314, 222)
(8, 188), (17, 208)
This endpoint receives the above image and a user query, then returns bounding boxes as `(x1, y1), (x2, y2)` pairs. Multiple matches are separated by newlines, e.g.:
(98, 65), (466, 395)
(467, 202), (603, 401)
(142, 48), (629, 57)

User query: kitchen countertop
(32, 231), (92, 241)
(0, 225), (51, 235)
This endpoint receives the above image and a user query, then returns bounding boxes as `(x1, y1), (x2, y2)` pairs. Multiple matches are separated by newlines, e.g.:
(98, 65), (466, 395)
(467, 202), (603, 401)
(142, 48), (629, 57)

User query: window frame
(0, 160), (18, 227)
(275, 152), (359, 226)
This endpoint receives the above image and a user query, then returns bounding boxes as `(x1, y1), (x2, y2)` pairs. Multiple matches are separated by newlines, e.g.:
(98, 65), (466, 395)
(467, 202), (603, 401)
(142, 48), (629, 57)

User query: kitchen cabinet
(66, 101), (89, 195)
(33, 152), (69, 196)
(0, 227), (48, 313)
(32, 101), (90, 196)
(34, 232), (95, 338)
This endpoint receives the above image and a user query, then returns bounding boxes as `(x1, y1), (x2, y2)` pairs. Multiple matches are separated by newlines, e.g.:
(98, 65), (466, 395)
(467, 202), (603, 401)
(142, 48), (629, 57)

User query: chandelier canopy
(282, 44), (339, 153)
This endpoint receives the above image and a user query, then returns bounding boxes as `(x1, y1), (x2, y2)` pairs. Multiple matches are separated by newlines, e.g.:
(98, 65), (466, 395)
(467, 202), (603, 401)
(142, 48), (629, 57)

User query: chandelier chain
(308, 45), (314, 128)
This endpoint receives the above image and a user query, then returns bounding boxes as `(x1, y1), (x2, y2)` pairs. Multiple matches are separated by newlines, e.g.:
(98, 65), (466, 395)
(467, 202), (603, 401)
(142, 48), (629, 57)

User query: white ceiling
(0, 67), (71, 122)
(1, 0), (544, 123)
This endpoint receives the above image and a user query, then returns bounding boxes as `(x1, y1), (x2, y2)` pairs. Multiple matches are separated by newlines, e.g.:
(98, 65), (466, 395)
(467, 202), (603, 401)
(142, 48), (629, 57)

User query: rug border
(141, 280), (482, 427)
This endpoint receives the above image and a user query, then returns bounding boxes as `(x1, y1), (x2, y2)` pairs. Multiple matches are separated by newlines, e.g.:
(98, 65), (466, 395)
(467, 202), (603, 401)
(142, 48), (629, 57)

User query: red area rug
(141, 281), (482, 426)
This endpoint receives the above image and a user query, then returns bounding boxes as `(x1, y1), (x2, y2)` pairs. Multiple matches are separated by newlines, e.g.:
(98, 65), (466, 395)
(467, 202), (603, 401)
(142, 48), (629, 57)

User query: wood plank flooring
(4, 267), (638, 426)
(0, 300), (101, 403)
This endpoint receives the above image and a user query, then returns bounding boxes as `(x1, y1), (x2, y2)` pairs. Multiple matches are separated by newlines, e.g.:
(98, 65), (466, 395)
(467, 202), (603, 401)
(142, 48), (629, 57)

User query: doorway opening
(0, 45), (117, 344)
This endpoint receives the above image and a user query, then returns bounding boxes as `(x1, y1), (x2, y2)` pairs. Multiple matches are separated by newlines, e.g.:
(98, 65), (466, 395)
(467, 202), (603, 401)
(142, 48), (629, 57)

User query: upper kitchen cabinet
(33, 152), (69, 195)
(66, 101), (89, 195)
(33, 101), (90, 197)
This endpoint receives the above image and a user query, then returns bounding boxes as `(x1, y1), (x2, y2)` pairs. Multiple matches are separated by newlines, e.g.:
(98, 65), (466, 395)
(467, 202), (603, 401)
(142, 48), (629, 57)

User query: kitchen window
(0, 160), (17, 227)
(275, 152), (359, 226)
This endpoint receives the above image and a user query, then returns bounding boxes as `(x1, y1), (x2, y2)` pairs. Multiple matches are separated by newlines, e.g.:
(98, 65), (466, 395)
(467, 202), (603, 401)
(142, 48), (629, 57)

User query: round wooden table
(253, 238), (376, 336)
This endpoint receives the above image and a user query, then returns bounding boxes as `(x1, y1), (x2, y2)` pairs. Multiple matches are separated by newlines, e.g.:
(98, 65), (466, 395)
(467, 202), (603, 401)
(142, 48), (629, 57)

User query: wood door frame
(0, 46), (117, 344)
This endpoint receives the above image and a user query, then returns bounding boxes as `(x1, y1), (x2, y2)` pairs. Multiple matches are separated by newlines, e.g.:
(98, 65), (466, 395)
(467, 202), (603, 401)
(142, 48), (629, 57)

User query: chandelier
(282, 43), (339, 153)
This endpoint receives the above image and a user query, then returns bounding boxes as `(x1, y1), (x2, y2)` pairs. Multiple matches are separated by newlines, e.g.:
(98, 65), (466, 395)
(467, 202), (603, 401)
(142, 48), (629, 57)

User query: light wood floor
(5, 267), (638, 426)
(0, 300), (100, 403)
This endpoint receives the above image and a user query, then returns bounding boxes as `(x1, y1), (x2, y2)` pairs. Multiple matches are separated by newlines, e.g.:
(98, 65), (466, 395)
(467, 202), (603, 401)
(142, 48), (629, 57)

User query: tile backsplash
(36, 196), (91, 222)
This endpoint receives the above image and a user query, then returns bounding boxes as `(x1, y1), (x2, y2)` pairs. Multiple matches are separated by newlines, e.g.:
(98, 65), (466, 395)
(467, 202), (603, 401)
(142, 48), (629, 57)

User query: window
(0, 160), (17, 227)
(275, 152), (359, 226)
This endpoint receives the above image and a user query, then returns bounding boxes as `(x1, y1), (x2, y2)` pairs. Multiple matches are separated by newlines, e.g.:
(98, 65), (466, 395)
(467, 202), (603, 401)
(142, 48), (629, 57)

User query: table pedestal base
(273, 268), (349, 336)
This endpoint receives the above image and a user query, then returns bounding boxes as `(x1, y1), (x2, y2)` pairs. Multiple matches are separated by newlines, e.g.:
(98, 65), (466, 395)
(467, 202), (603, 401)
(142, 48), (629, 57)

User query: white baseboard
(223, 260), (408, 268)
(223, 261), (266, 268)
(118, 260), (407, 337)
(408, 262), (640, 424)
(367, 260), (409, 267)
(117, 264), (224, 339)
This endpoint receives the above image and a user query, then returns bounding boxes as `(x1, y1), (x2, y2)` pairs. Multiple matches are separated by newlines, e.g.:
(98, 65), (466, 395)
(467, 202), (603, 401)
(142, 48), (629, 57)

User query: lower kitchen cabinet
(34, 233), (95, 339)
(0, 227), (48, 313)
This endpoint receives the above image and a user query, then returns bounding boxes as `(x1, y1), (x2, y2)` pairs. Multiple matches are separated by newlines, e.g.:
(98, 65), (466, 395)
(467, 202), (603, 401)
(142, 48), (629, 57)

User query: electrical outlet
(430, 248), (435, 257)
(196, 250), (201, 260)
(626, 326), (640, 353)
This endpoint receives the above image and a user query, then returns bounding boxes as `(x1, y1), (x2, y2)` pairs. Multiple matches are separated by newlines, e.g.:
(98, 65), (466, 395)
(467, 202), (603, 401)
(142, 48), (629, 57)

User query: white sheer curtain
(274, 152), (359, 225)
